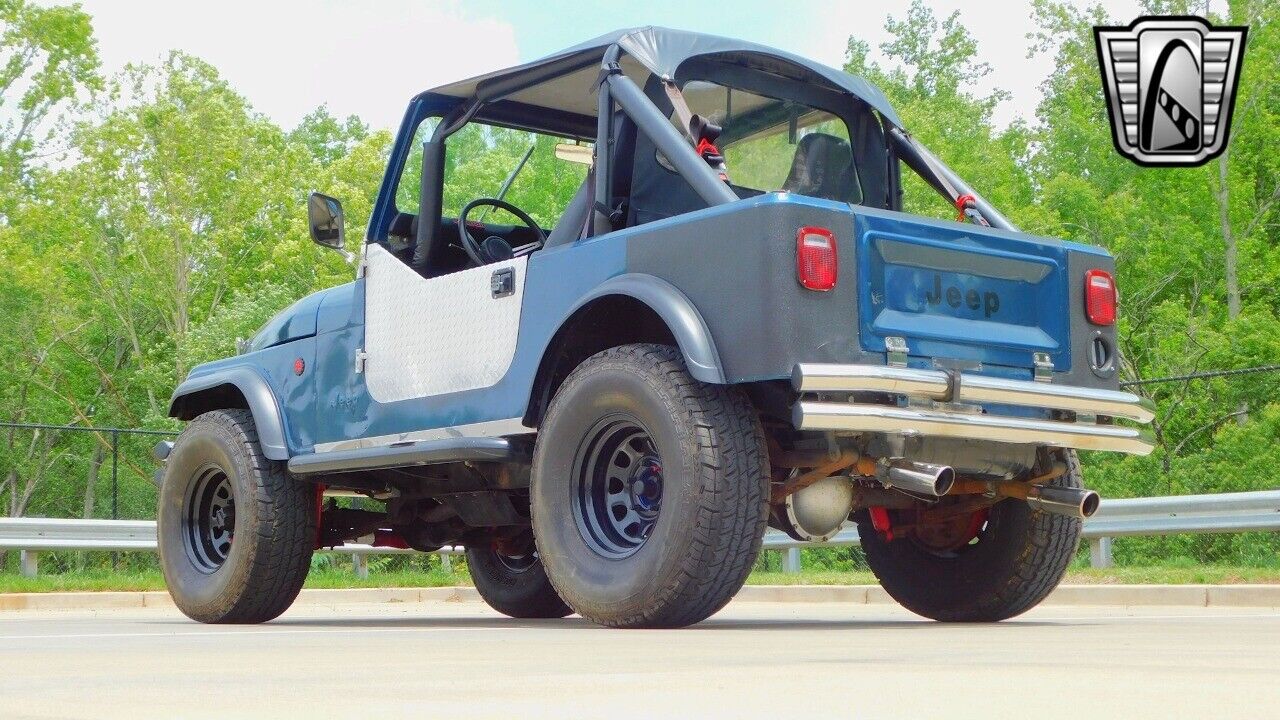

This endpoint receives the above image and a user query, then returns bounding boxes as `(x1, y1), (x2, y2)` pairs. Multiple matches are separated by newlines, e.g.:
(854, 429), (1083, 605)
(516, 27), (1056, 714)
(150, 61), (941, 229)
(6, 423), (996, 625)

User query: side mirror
(308, 192), (347, 251)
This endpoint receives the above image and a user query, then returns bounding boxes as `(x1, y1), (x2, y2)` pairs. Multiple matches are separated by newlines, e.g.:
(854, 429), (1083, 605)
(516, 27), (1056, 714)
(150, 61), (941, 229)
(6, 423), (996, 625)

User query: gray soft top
(425, 26), (902, 129)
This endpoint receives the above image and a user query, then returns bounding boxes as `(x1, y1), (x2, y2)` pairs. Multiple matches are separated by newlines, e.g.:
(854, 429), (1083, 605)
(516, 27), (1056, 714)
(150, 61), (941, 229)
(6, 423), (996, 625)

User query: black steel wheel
(531, 344), (769, 629)
(466, 546), (571, 619)
(158, 409), (314, 624)
(572, 418), (664, 559)
(182, 465), (236, 573)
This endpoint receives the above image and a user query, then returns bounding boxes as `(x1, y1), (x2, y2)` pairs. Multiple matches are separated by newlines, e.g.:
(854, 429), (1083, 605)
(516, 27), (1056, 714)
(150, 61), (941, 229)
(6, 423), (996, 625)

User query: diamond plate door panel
(363, 244), (525, 403)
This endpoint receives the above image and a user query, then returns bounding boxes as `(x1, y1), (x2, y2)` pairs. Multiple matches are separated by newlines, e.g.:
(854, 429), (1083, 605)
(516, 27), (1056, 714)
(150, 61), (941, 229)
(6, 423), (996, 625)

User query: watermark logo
(1095, 16), (1247, 167)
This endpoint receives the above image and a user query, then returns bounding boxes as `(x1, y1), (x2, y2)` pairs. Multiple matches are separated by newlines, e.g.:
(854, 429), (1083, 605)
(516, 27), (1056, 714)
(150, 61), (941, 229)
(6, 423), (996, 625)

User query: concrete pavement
(6, 583), (1280, 612)
(1, 599), (1278, 719)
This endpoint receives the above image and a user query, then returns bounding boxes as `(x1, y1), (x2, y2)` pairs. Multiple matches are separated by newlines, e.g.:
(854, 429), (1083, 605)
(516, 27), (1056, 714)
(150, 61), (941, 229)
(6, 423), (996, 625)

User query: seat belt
(662, 81), (730, 182)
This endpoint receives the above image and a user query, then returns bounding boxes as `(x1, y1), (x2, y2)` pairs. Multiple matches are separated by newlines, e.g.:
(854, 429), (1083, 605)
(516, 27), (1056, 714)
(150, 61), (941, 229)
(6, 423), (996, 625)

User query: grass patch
(749, 566), (1280, 586)
(304, 568), (469, 589)
(4, 565), (1280, 594)
(0, 569), (167, 594)
(0, 567), (472, 594)
(747, 570), (879, 585)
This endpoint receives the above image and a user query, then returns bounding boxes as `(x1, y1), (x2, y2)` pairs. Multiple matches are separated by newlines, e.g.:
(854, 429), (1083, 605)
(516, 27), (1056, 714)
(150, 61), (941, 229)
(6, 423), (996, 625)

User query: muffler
(1024, 484), (1100, 519)
(881, 459), (955, 497)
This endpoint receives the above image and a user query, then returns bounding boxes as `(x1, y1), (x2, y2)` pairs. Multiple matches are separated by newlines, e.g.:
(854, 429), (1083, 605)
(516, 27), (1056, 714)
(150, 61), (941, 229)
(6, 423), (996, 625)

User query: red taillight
(1084, 269), (1117, 325)
(796, 226), (837, 291)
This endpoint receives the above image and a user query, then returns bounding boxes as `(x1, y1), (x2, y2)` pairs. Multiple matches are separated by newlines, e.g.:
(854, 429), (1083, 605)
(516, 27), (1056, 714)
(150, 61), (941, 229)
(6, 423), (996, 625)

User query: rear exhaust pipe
(1025, 485), (1100, 519)
(882, 459), (955, 497)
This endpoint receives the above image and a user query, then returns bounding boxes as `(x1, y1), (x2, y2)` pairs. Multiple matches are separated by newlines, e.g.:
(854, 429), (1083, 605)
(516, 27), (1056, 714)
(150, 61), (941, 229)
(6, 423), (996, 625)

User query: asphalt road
(2, 599), (1278, 720)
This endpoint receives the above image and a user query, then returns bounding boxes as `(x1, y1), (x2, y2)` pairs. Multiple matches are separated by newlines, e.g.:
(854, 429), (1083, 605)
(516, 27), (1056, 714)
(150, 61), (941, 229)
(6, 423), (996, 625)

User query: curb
(734, 583), (1280, 607)
(1, 584), (1276, 612)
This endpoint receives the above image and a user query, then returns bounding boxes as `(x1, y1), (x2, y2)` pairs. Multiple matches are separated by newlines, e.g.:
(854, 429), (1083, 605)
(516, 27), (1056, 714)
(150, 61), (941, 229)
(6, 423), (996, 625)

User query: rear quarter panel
(626, 193), (1119, 390)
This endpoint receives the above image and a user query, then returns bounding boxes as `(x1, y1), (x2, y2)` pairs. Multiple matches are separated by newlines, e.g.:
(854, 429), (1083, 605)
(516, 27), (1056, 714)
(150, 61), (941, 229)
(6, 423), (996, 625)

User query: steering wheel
(457, 198), (547, 266)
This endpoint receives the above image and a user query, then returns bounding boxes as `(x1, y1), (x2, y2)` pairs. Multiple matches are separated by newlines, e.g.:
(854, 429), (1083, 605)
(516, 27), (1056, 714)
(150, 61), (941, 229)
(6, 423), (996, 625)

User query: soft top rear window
(664, 74), (892, 210)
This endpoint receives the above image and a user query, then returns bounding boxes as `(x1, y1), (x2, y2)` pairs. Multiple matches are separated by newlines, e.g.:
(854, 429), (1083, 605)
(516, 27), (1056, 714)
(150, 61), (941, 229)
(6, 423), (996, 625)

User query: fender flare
(168, 366), (290, 460)
(570, 273), (725, 383)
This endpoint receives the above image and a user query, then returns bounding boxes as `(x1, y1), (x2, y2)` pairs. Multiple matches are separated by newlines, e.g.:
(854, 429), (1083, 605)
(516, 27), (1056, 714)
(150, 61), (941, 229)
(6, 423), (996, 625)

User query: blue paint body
(172, 98), (1120, 459)
(302, 235), (628, 449)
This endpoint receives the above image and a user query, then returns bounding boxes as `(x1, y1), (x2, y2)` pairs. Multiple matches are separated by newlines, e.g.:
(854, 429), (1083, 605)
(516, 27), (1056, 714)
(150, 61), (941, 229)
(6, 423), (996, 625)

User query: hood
(246, 287), (335, 353)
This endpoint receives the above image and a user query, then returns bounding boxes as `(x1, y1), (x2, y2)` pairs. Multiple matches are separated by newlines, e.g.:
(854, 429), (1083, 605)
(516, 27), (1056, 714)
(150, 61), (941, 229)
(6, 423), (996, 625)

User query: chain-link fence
(0, 422), (174, 522)
(0, 423), (175, 574)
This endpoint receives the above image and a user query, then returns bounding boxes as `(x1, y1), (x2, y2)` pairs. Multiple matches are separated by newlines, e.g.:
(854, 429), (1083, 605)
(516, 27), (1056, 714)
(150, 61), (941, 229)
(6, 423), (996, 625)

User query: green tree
(0, 53), (390, 524)
(0, 0), (100, 217)
(843, 1), (1039, 225)
(1029, 0), (1280, 496)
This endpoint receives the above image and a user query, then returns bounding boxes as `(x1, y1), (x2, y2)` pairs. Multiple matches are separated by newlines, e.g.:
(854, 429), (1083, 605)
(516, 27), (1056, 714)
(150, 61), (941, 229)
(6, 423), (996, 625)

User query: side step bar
(287, 437), (523, 476)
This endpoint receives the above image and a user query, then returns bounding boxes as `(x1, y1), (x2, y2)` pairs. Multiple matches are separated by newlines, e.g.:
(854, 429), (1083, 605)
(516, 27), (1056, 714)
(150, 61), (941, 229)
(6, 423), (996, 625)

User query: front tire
(857, 451), (1084, 622)
(466, 547), (571, 619)
(158, 409), (314, 624)
(531, 344), (769, 628)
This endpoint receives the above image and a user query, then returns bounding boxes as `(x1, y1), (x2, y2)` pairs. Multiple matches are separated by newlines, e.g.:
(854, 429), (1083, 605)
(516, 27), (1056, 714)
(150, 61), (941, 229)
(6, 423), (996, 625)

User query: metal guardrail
(2, 490), (1278, 577)
(1085, 490), (1280, 536)
(0, 517), (461, 579)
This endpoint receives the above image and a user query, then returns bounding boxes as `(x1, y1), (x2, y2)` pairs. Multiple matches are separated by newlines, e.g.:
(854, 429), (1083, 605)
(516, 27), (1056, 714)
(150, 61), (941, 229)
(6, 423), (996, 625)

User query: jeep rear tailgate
(856, 212), (1074, 372)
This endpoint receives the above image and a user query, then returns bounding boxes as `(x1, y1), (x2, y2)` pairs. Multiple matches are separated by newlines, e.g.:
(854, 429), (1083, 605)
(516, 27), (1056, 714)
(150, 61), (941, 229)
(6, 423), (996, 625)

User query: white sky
(54, 0), (1162, 132)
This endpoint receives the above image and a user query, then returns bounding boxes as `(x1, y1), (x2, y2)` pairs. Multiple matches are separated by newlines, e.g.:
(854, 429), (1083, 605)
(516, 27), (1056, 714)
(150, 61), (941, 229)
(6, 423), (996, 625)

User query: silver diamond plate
(363, 245), (525, 403)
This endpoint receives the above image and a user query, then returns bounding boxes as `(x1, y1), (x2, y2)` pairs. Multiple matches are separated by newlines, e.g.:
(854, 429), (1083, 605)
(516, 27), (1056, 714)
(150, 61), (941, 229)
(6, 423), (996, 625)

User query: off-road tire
(466, 548), (572, 619)
(158, 409), (314, 624)
(857, 451), (1084, 622)
(531, 344), (769, 628)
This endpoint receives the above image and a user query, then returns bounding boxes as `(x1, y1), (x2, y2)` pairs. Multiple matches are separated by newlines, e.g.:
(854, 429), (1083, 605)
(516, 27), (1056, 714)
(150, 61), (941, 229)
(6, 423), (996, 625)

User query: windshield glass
(395, 120), (589, 229)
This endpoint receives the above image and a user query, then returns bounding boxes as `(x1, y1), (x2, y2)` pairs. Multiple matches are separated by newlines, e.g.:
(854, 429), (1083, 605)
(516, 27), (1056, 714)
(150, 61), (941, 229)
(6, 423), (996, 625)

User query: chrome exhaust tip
(883, 460), (956, 497)
(1026, 485), (1100, 519)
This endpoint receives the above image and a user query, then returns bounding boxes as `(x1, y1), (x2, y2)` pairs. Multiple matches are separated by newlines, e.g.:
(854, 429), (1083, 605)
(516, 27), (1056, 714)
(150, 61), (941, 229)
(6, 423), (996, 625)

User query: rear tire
(857, 451), (1084, 622)
(466, 547), (572, 619)
(158, 409), (314, 624)
(531, 344), (769, 628)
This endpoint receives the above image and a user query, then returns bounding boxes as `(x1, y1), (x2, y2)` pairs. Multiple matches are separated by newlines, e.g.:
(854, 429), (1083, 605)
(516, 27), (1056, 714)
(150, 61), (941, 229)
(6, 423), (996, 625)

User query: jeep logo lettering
(925, 274), (1000, 318)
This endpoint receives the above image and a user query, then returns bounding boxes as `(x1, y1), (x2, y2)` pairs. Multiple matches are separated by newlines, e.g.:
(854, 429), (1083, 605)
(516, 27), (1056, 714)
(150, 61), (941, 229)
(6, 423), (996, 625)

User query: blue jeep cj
(156, 27), (1154, 628)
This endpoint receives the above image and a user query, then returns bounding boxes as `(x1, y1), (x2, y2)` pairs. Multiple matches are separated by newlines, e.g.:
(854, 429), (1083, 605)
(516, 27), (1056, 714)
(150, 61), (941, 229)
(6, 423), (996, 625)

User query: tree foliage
(0, 38), (389, 524)
(0, 0), (99, 217)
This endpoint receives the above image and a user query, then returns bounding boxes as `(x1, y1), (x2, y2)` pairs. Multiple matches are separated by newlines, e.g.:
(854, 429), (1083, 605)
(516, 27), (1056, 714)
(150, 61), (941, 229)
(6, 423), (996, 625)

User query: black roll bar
(604, 70), (738, 209)
(888, 127), (1018, 232)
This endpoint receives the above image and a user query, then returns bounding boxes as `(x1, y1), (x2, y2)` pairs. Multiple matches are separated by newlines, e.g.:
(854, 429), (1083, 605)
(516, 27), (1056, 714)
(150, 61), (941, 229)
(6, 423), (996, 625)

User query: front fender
(168, 365), (290, 460)
(573, 273), (725, 383)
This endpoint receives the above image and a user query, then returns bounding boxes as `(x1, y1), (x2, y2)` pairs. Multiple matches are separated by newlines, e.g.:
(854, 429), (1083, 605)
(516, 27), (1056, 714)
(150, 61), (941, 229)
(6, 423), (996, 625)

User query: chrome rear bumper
(791, 364), (1156, 456)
